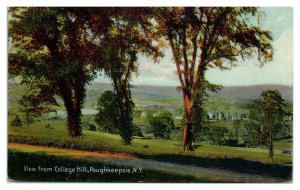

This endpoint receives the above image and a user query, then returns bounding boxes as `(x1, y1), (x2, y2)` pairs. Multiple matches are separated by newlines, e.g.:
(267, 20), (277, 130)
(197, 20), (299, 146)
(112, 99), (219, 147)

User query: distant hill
(212, 85), (293, 101)
(87, 82), (293, 101)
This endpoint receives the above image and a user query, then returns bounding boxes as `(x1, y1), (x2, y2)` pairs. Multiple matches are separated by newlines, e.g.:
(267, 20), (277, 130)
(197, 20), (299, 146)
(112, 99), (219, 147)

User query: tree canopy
(9, 8), (101, 136)
(9, 7), (275, 148)
(155, 7), (273, 150)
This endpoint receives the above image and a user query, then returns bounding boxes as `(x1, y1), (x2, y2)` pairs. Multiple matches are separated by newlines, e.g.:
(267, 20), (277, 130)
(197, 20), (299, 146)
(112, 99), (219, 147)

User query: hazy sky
(96, 7), (293, 87)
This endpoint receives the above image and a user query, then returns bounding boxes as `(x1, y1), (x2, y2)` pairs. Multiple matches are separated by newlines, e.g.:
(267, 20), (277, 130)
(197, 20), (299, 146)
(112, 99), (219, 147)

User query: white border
(2, 0), (296, 7)
(1, 1), (299, 190)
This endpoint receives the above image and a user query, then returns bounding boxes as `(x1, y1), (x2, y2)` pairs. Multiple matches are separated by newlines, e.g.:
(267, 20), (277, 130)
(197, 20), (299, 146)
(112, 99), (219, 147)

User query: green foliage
(243, 121), (262, 148)
(246, 91), (290, 149)
(147, 111), (175, 139)
(206, 125), (229, 146)
(155, 7), (273, 150)
(246, 90), (288, 162)
(132, 124), (144, 137)
(18, 89), (56, 127)
(273, 122), (292, 140)
(8, 8), (99, 137)
(94, 91), (118, 134)
(88, 124), (97, 131)
(170, 130), (183, 141)
(11, 115), (22, 128)
(191, 79), (219, 142)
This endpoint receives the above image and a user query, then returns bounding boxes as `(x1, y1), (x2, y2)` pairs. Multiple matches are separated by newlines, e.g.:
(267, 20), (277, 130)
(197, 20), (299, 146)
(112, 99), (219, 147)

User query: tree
(247, 90), (287, 162)
(155, 7), (273, 150)
(94, 91), (118, 134)
(8, 8), (99, 137)
(207, 125), (228, 146)
(243, 120), (261, 147)
(87, 8), (162, 144)
(247, 99), (267, 148)
(260, 90), (286, 163)
(147, 111), (175, 139)
(18, 90), (57, 127)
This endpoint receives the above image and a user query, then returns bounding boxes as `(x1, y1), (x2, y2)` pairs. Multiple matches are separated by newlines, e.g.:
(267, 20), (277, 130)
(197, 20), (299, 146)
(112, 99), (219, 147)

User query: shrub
(207, 126), (228, 145)
(170, 130), (183, 141)
(82, 116), (97, 131)
(88, 123), (97, 131)
(132, 124), (144, 137)
(11, 115), (22, 128)
(147, 111), (175, 139)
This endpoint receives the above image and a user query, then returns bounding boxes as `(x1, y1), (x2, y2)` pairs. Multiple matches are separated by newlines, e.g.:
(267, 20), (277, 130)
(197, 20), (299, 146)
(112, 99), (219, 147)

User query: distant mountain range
(214, 85), (293, 101)
(87, 82), (293, 101)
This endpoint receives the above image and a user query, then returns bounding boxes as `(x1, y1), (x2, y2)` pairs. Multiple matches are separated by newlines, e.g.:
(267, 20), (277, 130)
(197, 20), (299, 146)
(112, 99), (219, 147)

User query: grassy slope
(8, 120), (292, 165)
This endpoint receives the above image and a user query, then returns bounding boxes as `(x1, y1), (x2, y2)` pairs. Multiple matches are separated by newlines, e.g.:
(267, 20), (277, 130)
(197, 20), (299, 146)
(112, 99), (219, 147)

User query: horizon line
(88, 81), (293, 88)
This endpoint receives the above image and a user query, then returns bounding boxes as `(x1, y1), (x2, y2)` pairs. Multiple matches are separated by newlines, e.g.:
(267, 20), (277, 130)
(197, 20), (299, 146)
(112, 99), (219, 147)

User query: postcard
(7, 7), (293, 183)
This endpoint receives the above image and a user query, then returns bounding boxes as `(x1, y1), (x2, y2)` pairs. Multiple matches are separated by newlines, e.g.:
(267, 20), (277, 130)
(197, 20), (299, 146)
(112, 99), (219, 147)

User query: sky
(96, 7), (293, 87)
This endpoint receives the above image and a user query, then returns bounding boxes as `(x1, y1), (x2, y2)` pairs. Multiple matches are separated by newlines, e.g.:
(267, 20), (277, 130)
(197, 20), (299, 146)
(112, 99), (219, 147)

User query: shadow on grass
(8, 135), (292, 180)
(135, 153), (292, 180)
(8, 151), (211, 182)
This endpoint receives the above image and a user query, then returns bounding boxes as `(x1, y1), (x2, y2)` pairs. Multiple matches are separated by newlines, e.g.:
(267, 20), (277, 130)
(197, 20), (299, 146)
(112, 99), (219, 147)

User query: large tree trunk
(66, 108), (82, 137)
(183, 91), (193, 150)
(113, 79), (133, 145)
(60, 83), (82, 137)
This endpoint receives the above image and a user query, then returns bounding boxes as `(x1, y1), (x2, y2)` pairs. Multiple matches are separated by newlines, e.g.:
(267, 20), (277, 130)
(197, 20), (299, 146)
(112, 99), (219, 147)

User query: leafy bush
(170, 130), (183, 141)
(82, 116), (97, 131)
(88, 123), (97, 131)
(147, 111), (175, 139)
(11, 115), (22, 128)
(207, 125), (228, 145)
(132, 124), (143, 137)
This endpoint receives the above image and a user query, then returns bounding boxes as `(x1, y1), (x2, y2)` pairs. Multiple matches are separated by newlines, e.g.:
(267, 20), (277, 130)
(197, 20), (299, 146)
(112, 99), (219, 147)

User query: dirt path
(8, 142), (137, 159)
(8, 143), (287, 183)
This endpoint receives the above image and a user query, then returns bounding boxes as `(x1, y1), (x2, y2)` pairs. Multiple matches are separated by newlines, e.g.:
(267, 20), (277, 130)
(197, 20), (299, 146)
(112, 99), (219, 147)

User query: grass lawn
(8, 119), (292, 166)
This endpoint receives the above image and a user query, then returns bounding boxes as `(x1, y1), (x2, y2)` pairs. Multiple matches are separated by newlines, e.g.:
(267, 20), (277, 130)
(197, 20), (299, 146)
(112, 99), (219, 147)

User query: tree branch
(167, 31), (185, 88)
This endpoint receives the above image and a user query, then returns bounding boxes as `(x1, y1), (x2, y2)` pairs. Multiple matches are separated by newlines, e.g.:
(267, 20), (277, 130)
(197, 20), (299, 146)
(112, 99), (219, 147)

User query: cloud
(132, 49), (179, 86)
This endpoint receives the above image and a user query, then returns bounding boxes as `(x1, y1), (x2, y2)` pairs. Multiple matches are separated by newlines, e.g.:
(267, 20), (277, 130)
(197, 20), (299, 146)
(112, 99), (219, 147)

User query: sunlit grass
(8, 119), (292, 165)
